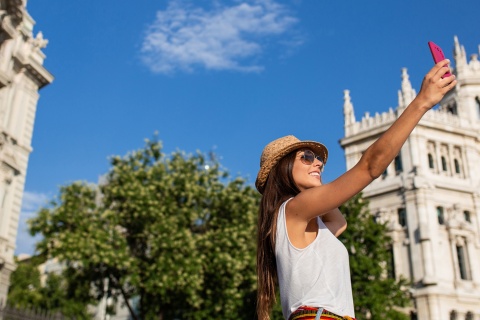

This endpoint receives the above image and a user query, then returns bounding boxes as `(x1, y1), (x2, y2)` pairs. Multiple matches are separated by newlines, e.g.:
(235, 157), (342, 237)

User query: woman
(255, 60), (456, 320)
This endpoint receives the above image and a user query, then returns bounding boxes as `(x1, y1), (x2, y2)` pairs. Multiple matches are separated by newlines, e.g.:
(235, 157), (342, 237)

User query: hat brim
(255, 140), (328, 194)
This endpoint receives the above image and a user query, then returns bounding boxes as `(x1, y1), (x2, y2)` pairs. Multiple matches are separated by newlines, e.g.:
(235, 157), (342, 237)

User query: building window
(428, 153), (435, 169)
(463, 211), (471, 223)
(454, 159), (460, 174)
(387, 246), (395, 279)
(397, 208), (407, 227)
(437, 206), (445, 225)
(456, 242), (472, 280)
(465, 312), (473, 320)
(446, 102), (458, 115)
(394, 154), (403, 174)
(452, 147), (464, 177)
(476, 96), (480, 119)
(427, 141), (437, 172)
(382, 169), (388, 178)
(441, 156), (448, 171)
(449, 310), (457, 320)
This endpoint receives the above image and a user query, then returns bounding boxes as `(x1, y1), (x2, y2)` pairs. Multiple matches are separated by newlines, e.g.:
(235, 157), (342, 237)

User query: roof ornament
(343, 89), (356, 126)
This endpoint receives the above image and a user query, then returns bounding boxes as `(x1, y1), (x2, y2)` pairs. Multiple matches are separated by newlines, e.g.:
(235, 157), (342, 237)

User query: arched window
(441, 156), (448, 171)
(449, 310), (457, 320)
(398, 208), (407, 227)
(387, 246), (395, 279)
(446, 102), (458, 115)
(465, 312), (474, 320)
(428, 153), (435, 169)
(394, 154), (403, 174)
(382, 169), (388, 178)
(454, 159), (460, 174)
(456, 240), (472, 280)
(437, 206), (445, 225)
(476, 96), (480, 119)
(452, 147), (464, 177)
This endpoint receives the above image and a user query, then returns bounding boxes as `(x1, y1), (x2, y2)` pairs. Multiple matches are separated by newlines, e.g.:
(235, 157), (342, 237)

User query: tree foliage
(7, 257), (43, 308)
(28, 138), (260, 319)
(339, 193), (411, 320)
(7, 257), (93, 318)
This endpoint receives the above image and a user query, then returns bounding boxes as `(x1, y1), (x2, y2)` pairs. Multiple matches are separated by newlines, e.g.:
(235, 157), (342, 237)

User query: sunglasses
(299, 149), (325, 172)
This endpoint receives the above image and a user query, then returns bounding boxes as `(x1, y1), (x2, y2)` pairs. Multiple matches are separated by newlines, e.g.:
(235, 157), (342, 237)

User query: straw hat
(255, 135), (328, 194)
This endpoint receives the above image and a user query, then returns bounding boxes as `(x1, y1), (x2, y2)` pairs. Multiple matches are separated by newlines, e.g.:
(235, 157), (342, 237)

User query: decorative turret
(398, 68), (416, 112)
(445, 36), (480, 121)
(343, 90), (358, 137)
(453, 36), (468, 76)
(452, 36), (480, 83)
(343, 90), (355, 123)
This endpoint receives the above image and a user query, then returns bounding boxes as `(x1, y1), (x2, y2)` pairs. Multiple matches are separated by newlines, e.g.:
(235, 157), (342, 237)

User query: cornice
(12, 53), (53, 89)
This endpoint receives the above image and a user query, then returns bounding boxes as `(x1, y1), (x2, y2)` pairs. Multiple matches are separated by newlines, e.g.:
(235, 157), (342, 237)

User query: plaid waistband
(289, 306), (356, 320)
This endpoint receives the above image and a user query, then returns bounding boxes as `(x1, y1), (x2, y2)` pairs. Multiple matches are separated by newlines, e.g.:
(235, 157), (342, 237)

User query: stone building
(0, 0), (53, 306)
(340, 37), (480, 320)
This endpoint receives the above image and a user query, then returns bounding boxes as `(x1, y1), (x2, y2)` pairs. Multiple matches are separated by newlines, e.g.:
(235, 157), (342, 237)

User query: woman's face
(292, 149), (325, 191)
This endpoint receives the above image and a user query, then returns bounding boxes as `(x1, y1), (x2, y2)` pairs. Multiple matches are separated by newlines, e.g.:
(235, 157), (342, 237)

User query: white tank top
(275, 198), (355, 319)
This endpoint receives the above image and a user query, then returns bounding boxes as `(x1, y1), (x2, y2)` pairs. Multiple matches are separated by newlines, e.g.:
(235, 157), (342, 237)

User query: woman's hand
(415, 59), (457, 109)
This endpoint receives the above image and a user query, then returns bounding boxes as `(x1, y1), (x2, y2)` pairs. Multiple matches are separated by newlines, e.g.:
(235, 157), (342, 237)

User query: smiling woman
(255, 59), (457, 320)
(293, 149), (325, 190)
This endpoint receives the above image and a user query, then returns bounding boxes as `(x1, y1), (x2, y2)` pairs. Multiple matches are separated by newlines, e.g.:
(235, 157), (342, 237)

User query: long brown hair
(257, 151), (300, 320)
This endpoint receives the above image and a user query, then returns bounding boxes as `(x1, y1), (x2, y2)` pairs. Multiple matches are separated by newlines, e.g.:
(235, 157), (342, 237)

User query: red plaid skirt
(289, 306), (356, 320)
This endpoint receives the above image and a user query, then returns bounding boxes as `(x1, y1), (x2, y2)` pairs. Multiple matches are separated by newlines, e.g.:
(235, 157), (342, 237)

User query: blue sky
(16, 0), (480, 255)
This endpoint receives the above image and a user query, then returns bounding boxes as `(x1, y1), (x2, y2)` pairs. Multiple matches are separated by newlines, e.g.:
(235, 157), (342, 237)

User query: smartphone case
(428, 41), (452, 77)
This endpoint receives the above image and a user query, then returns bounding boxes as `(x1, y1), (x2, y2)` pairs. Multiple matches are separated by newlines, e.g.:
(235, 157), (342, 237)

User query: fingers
(418, 60), (457, 107)
(433, 59), (453, 80)
(441, 74), (457, 92)
(424, 60), (455, 87)
(436, 61), (456, 90)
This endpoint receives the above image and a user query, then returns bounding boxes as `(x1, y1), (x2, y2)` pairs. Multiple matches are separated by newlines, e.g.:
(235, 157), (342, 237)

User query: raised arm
(288, 60), (457, 223)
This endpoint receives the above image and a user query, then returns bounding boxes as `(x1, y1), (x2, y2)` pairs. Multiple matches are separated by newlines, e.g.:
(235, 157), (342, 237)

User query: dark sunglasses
(299, 150), (325, 172)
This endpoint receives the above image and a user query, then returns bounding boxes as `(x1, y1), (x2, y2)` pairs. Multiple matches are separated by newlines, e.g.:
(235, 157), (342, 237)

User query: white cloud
(15, 191), (50, 256)
(20, 191), (49, 213)
(141, 0), (299, 74)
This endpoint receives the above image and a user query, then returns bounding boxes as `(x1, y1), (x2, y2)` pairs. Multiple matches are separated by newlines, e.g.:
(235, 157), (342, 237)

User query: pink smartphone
(428, 41), (451, 77)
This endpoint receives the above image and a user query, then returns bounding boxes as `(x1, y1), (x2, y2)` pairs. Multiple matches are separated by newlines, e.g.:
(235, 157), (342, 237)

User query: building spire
(398, 68), (416, 110)
(343, 89), (356, 126)
(454, 35), (467, 76)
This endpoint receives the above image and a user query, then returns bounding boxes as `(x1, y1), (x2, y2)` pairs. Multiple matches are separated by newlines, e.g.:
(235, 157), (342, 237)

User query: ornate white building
(0, 0), (53, 306)
(340, 37), (480, 320)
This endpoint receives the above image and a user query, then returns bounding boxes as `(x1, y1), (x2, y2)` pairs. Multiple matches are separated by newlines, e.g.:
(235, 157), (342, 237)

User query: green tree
(7, 257), (43, 308)
(7, 257), (93, 318)
(339, 193), (411, 320)
(38, 267), (95, 318)
(29, 138), (260, 320)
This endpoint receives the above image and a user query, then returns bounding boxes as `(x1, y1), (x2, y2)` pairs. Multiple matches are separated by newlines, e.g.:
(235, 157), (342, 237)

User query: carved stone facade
(340, 37), (480, 320)
(0, 0), (53, 306)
